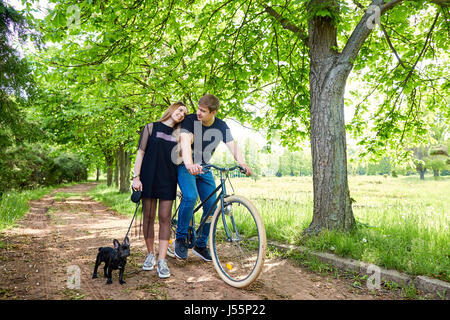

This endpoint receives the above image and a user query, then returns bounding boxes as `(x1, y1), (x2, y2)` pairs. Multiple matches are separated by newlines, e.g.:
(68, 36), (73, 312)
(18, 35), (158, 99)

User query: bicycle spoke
(211, 198), (264, 285)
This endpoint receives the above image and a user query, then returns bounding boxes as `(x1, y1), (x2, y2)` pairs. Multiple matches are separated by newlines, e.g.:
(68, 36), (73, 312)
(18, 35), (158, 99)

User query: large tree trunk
(418, 167), (425, 180)
(304, 2), (356, 235)
(265, 0), (403, 235)
(413, 146), (427, 180)
(306, 67), (356, 234)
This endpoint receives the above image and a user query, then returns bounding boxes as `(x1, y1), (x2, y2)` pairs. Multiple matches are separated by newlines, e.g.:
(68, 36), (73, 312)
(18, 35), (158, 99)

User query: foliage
(0, 1), (86, 195)
(12, 0), (450, 233)
(0, 0), (33, 97)
(0, 0), (39, 153)
(346, 1), (449, 161)
(25, 0), (448, 153)
(0, 142), (88, 195)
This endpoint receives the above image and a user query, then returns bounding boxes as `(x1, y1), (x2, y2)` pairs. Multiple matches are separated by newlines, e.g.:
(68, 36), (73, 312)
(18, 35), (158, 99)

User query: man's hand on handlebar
(186, 163), (203, 175)
(190, 163), (252, 176)
(241, 164), (252, 176)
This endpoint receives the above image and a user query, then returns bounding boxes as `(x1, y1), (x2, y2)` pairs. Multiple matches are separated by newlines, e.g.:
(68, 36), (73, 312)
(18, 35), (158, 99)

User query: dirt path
(0, 183), (403, 300)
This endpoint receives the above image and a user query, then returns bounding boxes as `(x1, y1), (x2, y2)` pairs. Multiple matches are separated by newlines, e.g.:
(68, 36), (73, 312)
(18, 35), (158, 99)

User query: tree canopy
(24, 0), (447, 154)
(8, 0), (449, 232)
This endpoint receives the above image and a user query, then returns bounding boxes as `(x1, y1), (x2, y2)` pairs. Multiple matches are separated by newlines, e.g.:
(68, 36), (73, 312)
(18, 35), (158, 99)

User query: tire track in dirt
(0, 182), (403, 300)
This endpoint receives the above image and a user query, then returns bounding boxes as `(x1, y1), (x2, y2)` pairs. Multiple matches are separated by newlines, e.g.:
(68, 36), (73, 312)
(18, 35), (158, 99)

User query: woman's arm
(132, 123), (153, 190)
(180, 132), (202, 175)
(132, 149), (145, 191)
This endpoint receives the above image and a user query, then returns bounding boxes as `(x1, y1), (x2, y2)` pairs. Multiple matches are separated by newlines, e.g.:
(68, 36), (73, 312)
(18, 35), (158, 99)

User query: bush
(50, 152), (88, 184)
(0, 143), (88, 195)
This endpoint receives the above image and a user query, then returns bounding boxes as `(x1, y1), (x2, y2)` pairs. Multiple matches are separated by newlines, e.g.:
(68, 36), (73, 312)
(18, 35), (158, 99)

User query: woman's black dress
(138, 122), (178, 200)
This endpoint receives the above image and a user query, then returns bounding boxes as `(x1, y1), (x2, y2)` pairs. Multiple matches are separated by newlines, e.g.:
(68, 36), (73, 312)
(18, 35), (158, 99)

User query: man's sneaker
(174, 238), (188, 260)
(167, 246), (176, 258)
(157, 259), (170, 278)
(192, 246), (212, 262)
(142, 252), (156, 271)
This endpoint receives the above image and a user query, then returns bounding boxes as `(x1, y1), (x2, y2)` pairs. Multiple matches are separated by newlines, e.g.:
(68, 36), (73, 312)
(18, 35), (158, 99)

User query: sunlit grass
(88, 175), (449, 281)
(87, 183), (137, 216)
(0, 186), (55, 229)
(228, 175), (450, 282)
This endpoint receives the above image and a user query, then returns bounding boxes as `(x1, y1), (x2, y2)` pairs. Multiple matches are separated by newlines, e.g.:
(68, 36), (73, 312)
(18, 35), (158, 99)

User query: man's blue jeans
(176, 164), (217, 248)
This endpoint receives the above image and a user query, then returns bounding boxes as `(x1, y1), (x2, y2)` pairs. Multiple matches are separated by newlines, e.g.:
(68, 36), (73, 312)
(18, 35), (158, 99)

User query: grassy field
(2, 175), (448, 283)
(230, 175), (449, 282)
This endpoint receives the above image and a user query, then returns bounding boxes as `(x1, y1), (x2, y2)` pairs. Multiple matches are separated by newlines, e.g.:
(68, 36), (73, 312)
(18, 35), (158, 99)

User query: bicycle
(167, 164), (266, 288)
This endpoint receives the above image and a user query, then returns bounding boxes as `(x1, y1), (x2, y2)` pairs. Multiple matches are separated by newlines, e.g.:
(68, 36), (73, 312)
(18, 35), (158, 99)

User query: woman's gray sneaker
(157, 259), (170, 278)
(142, 252), (156, 271)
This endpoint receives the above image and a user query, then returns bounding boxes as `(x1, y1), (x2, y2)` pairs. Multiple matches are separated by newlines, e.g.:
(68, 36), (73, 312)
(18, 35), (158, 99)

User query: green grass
(87, 183), (138, 217)
(0, 187), (55, 229)
(229, 175), (450, 282)
(0, 181), (86, 230)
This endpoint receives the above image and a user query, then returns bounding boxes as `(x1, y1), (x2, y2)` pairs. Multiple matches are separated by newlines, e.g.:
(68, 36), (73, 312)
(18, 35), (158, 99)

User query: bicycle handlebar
(201, 164), (246, 174)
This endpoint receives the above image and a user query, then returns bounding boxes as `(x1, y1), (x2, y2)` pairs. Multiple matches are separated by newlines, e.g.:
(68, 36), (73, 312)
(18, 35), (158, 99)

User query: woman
(132, 101), (188, 278)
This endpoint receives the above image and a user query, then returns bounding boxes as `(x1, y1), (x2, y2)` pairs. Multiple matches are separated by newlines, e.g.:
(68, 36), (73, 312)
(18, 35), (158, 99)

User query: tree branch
(380, 23), (405, 68)
(381, 0), (404, 14)
(262, 5), (308, 43)
(376, 12), (440, 141)
(352, 0), (365, 10)
(339, 0), (403, 65)
(399, 12), (440, 89)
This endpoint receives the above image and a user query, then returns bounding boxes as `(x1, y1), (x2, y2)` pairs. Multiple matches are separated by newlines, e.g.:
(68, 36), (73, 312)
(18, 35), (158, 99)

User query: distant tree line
(213, 137), (450, 179)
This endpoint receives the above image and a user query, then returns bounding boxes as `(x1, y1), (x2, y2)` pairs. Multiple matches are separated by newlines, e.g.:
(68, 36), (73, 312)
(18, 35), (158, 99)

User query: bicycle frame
(171, 168), (239, 243)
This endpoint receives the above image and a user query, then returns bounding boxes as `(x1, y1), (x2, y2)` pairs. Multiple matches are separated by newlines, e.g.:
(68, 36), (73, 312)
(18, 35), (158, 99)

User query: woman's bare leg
(157, 199), (173, 260)
(142, 197), (157, 254)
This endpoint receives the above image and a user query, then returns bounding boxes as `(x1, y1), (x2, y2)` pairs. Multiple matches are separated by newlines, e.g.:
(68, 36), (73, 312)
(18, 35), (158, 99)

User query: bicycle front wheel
(209, 195), (266, 288)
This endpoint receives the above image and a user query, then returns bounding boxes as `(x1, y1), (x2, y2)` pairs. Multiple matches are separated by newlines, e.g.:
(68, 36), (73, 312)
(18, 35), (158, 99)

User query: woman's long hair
(159, 101), (187, 163)
(159, 101), (187, 123)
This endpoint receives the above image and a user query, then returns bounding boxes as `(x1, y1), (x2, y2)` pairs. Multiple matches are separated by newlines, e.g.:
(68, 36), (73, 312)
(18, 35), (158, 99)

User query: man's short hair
(199, 94), (220, 112)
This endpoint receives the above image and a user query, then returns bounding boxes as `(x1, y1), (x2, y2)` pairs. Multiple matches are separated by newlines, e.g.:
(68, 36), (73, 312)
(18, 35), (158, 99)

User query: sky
(7, 0), (52, 18)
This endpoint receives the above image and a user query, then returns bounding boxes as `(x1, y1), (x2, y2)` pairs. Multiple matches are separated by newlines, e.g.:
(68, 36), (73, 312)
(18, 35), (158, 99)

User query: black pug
(92, 237), (130, 285)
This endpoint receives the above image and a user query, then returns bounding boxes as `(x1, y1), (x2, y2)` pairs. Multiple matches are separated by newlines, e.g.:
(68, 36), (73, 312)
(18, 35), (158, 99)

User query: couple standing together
(131, 94), (252, 278)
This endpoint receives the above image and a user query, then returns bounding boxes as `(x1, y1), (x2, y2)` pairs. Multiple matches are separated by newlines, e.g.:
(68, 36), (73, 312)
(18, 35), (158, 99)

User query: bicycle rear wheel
(209, 195), (266, 288)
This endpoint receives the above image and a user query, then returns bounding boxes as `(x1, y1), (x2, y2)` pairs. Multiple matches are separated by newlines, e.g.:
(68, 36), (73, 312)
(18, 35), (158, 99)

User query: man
(174, 94), (252, 261)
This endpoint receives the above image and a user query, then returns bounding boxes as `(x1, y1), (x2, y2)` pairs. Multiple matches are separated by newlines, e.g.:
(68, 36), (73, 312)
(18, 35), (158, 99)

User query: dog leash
(124, 200), (141, 242)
